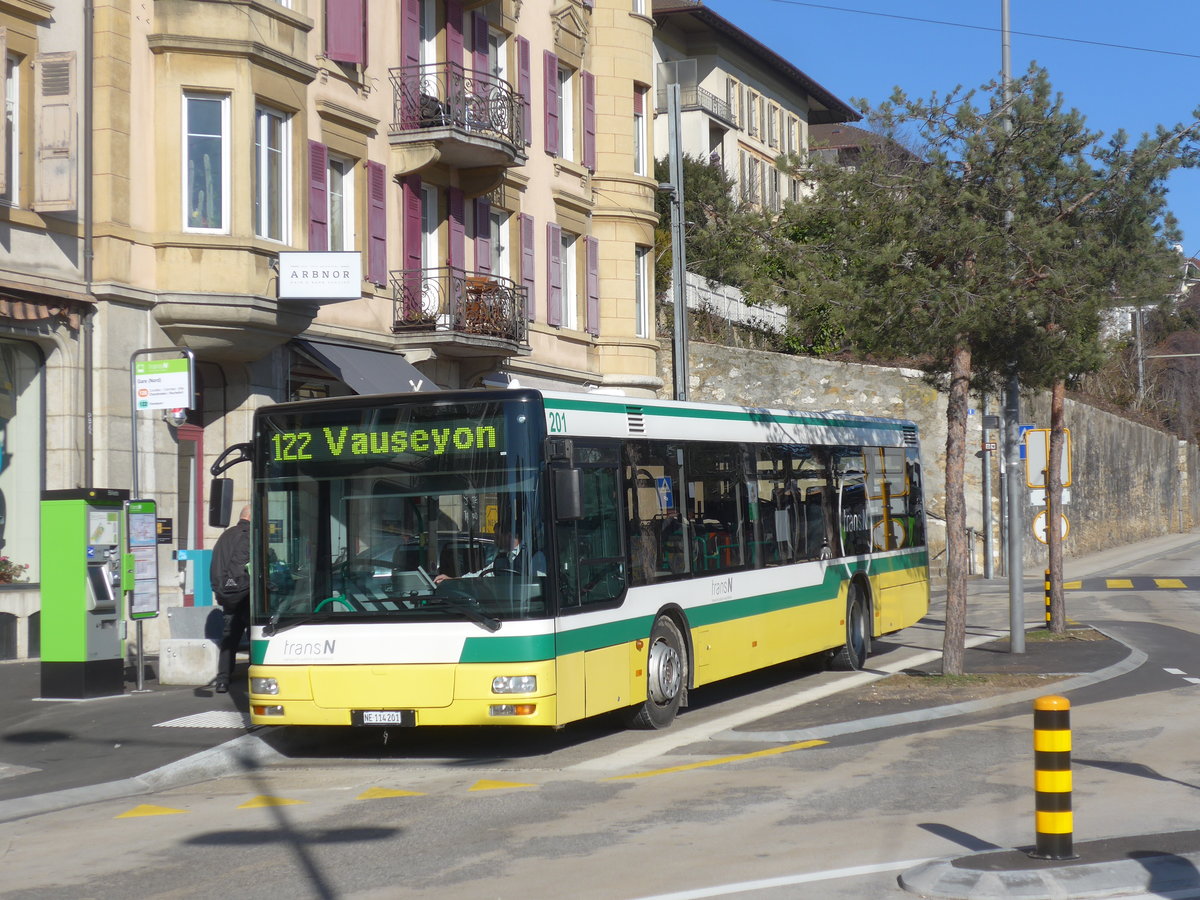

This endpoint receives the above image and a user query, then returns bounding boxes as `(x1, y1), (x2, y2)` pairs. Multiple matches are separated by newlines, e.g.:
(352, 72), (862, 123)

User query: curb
(0, 732), (285, 825)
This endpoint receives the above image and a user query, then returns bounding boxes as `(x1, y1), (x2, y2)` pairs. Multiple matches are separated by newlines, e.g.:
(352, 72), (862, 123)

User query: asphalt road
(4, 531), (1200, 899)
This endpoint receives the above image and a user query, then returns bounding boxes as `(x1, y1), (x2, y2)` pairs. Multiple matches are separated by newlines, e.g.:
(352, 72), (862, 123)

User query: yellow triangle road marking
(238, 795), (307, 809)
(116, 804), (188, 818)
(468, 779), (536, 792)
(357, 787), (426, 800)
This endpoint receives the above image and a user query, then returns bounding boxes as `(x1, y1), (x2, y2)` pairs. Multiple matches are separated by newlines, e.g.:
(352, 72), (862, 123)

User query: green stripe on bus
(458, 633), (557, 663)
(251, 639), (268, 665)
(543, 397), (909, 431)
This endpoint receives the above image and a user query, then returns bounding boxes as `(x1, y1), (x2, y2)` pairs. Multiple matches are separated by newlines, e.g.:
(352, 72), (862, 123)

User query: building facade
(0, 0), (661, 659)
(651, 1), (857, 209)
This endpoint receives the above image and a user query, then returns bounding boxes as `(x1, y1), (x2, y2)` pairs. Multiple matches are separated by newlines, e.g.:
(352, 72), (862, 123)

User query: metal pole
(982, 395), (995, 579)
(667, 83), (689, 402)
(1001, 0), (1024, 652)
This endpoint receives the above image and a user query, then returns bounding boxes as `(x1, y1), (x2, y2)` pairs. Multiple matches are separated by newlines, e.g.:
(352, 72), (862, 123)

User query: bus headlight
(492, 675), (537, 694)
(251, 677), (280, 695)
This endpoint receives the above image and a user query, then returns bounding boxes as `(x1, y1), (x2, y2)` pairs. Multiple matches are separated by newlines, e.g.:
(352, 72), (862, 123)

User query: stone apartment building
(0, 0), (661, 659)
(651, 0), (857, 209)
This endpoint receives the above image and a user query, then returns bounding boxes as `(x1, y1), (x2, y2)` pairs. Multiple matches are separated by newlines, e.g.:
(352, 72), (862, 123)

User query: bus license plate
(356, 710), (415, 727)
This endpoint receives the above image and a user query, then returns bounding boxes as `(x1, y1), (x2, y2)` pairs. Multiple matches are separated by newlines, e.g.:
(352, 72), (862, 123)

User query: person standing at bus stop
(210, 505), (251, 693)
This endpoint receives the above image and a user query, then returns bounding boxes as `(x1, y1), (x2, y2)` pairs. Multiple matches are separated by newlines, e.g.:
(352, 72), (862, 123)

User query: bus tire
(831, 583), (872, 671)
(626, 615), (687, 730)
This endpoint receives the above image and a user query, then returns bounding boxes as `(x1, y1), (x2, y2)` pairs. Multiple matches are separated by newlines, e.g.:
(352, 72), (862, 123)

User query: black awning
(295, 340), (438, 394)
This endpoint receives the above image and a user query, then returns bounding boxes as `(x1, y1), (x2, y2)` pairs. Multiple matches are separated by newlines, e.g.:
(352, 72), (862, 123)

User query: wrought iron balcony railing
(391, 267), (528, 346)
(654, 84), (737, 127)
(390, 62), (524, 150)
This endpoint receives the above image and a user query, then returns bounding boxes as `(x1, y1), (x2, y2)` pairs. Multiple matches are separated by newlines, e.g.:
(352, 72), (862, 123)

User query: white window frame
(327, 152), (355, 251)
(558, 65), (574, 162)
(420, 0), (437, 66)
(491, 208), (511, 280)
(2, 53), (18, 206)
(634, 245), (650, 338)
(488, 29), (508, 84)
(254, 104), (290, 242)
(561, 230), (578, 329)
(182, 92), (230, 233)
(633, 87), (647, 176)
(421, 183), (439, 269)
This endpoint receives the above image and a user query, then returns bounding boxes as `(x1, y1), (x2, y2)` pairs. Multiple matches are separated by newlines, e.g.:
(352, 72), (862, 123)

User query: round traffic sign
(1032, 510), (1069, 544)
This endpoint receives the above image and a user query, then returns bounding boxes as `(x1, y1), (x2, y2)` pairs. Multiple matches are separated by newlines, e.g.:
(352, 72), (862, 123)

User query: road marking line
(115, 804), (188, 818)
(571, 631), (1005, 773)
(607, 740), (826, 781)
(468, 779), (535, 791)
(1164, 668), (1186, 675)
(358, 787), (426, 800)
(1155, 578), (1187, 589)
(154, 711), (250, 729)
(1185, 678), (1200, 685)
(238, 795), (305, 808)
(1106, 579), (1134, 589)
(629, 857), (931, 899)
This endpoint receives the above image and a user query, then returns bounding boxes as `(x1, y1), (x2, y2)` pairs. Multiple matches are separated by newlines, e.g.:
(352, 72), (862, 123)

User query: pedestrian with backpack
(210, 505), (251, 693)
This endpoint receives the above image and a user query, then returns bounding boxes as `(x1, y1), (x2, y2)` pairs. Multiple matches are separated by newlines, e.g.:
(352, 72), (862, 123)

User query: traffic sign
(1033, 509), (1069, 544)
(1025, 428), (1072, 488)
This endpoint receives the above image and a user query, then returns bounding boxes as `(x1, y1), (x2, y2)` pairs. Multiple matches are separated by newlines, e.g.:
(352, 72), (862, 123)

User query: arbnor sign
(278, 251), (363, 301)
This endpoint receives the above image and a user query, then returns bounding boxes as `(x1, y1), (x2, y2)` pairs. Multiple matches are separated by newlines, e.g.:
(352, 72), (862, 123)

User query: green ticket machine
(40, 488), (130, 698)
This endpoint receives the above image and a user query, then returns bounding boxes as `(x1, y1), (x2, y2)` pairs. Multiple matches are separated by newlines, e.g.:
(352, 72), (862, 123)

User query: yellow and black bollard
(1031, 695), (1076, 859)
(1044, 569), (1052, 628)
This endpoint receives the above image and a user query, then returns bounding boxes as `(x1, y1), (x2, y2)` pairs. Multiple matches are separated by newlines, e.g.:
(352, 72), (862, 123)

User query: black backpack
(211, 521), (250, 609)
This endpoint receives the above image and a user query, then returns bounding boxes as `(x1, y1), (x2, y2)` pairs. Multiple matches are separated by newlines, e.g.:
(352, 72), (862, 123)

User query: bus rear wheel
(626, 615), (687, 729)
(831, 583), (872, 671)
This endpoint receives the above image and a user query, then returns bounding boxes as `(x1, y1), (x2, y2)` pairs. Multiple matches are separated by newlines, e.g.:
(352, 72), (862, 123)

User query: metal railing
(654, 84), (737, 127)
(389, 62), (524, 149)
(390, 267), (528, 345)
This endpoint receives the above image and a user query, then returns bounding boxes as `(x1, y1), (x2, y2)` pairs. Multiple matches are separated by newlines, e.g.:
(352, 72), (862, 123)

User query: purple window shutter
(582, 70), (596, 171)
(546, 222), (562, 327)
(543, 51), (559, 157)
(585, 236), (600, 336)
(475, 197), (492, 274)
(401, 175), (423, 316)
(448, 187), (465, 269)
(400, 0), (421, 128)
(517, 37), (531, 146)
(366, 161), (387, 286)
(446, 1), (464, 66)
(326, 0), (366, 65)
(308, 141), (329, 252)
(520, 213), (535, 321)
(472, 11), (489, 75)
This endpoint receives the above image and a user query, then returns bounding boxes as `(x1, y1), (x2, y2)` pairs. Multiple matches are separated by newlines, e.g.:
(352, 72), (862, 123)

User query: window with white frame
(2, 53), (18, 206)
(557, 65), (574, 162)
(420, 0), (437, 66)
(488, 29), (508, 83)
(421, 183), (439, 269)
(327, 153), (355, 251)
(183, 93), (229, 232)
(634, 245), (650, 338)
(561, 230), (578, 329)
(490, 208), (511, 279)
(253, 104), (290, 242)
(633, 86), (647, 176)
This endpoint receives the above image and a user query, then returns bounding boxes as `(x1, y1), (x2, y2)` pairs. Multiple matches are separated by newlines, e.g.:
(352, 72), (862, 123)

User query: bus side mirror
(554, 468), (582, 521)
(209, 478), (234, 528)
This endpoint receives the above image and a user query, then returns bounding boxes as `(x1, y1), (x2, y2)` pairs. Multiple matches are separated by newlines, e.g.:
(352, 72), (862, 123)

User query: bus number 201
(547, 411), (568, 434)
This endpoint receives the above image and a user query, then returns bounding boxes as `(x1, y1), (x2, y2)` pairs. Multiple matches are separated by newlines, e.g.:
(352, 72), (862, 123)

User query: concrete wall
(668, 341), (1196, 574)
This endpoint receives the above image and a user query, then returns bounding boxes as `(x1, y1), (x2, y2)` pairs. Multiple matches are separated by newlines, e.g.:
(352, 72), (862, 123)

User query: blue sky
(703, 0), (1200, 257)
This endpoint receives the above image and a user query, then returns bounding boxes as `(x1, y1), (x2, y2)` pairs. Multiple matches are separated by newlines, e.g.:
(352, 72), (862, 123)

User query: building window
(558, 65), (574, 162)
(327, 154), (355, 251)
(490, 209), (511, 279)
(634, 245), (650, 338)
(420, 0), (437, 66)
(0, 340), (42, 585)
(183, 93), (228, 232)
(2, 54), (18, 206)
(746, 91), (757, 137)
(254, 104), (289, 242)
(633, 87), (647, 176)
(421, 183), (439, 269)
(561, 230), (578, 329)
(767, 105), (778, 148)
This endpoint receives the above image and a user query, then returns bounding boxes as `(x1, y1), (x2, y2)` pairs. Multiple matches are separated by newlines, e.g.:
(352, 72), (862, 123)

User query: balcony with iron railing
(654, 84), (737, 128)
(391, 267), (528, 356)
(389, 62), (526, 172)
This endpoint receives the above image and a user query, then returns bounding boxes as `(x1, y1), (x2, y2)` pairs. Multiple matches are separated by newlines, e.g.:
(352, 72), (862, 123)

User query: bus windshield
(254, 395), (547, 628)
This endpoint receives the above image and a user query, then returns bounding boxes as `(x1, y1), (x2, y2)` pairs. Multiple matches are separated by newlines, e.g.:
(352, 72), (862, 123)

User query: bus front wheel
(626, 615), (687, 729)
(831, 583), (872, 671)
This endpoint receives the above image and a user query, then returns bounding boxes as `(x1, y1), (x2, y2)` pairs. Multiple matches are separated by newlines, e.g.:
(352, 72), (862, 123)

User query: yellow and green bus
(222, 387), (929, 730)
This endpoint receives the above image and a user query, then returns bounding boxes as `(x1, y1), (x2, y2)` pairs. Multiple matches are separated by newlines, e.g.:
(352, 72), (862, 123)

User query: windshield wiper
(424, 593), (502, 632)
